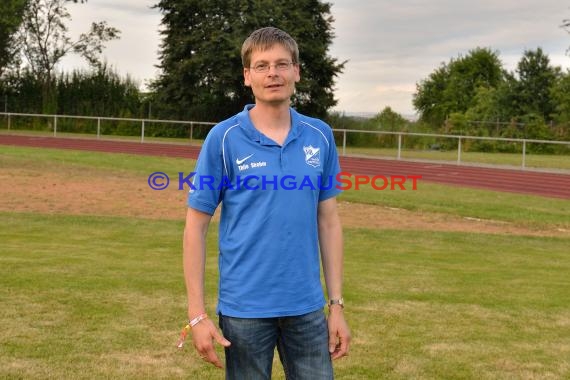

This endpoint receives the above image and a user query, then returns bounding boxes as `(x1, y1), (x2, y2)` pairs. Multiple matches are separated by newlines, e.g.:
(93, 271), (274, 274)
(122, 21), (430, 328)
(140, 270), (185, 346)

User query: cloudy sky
(61, 0), (570, 117)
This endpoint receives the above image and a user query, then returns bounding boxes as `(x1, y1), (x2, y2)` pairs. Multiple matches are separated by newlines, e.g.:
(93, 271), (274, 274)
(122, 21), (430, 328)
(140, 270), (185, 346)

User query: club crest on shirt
(303, 145), (320, 168)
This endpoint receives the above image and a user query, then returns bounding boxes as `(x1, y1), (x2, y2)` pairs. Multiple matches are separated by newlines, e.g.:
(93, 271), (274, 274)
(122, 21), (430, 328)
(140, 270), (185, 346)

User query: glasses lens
(254, 64), (269, 72)
(251, 62), (293, 73)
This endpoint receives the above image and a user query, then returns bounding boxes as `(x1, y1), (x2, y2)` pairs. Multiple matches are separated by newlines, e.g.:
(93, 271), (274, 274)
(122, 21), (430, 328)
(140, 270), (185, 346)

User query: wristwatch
(328, 297), (344, 308)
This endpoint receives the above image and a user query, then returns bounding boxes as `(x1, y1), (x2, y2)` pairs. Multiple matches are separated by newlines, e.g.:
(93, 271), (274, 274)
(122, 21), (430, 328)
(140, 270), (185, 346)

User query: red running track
(1, 134), (569, 199)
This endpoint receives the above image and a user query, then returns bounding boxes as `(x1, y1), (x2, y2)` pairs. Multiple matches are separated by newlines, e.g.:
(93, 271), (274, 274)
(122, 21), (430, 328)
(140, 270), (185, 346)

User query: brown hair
(241, 27), (299, 68)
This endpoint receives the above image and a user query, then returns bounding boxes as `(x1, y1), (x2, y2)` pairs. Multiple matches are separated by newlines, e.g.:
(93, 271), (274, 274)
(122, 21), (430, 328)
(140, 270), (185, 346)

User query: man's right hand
(191, 319), (231, 368)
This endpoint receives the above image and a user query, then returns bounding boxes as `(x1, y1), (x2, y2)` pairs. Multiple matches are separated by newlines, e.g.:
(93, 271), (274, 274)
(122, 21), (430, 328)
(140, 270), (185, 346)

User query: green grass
(0, 144), (195, 177)
(1, 145), (570, 379)
(1, 213), (569, 379)
(340, 181), (570, 230)
(343, 229), (570, 379)
(0, 212), (215, 379)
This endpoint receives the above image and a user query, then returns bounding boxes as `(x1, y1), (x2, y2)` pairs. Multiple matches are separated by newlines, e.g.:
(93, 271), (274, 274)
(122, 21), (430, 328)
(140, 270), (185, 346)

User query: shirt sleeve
(319, 125), (343, 202)
(187, 128), (225, 215)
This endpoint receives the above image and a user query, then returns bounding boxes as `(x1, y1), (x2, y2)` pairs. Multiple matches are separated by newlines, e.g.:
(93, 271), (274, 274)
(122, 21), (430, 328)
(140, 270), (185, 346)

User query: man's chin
(255, 94), (293, 106)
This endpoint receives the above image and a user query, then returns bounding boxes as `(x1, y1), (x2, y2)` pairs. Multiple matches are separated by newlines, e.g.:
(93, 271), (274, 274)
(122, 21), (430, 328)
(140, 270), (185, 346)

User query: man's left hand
(327, 306), (351, 360)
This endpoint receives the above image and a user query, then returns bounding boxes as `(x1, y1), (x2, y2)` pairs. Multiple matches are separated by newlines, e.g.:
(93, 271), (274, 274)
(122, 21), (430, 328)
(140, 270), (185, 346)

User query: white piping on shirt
(221, 123), (240, 174)
(222, 121), (329, 174)
(300, 121), (330, 146)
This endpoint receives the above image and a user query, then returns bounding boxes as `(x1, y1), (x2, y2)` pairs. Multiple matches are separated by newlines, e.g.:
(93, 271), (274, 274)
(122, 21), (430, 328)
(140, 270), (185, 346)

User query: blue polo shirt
(188, 104), (342, 318)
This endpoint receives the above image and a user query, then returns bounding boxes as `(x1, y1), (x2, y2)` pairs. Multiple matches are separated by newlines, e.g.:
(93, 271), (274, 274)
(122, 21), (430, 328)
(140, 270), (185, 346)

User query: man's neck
(249, 102), (291, 130)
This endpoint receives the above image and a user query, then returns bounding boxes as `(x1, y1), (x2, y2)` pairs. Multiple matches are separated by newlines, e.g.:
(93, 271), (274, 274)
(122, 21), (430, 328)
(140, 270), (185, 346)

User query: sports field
(1, 145), (569, 379)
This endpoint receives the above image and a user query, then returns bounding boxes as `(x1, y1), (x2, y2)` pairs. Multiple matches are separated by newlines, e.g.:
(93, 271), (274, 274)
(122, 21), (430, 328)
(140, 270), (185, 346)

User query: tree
(57, 63), (142, 118)
(550, 70), (570, 141)
(551, 70), (570, 126)
(370, 106), (409, 131)
(152, 0), (344, 121)
(464, 86), (502, 123)
(0, 0), (28, 77)
(413, 47), (505, 126)
(16, 0), (119, 113)
(513, 48), (559, 120)
(412, 63), (450, 126)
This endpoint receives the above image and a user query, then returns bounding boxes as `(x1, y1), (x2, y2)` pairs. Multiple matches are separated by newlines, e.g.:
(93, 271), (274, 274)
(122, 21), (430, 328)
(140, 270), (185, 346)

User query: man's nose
(267, 64), (280, 75)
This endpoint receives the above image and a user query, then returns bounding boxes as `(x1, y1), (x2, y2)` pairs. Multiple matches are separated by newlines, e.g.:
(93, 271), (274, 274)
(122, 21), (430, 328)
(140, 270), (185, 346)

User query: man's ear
(244, 68), (251, 87)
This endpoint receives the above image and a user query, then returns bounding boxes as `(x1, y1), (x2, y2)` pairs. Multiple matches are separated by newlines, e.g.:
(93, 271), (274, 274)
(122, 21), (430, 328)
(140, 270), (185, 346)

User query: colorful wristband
(176, 313), (209, 349)
(189, 313), (208, 327)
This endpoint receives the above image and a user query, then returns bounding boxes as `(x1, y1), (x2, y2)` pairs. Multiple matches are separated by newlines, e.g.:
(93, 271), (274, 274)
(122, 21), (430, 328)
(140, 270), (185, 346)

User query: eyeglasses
(249, 61), (295, 73)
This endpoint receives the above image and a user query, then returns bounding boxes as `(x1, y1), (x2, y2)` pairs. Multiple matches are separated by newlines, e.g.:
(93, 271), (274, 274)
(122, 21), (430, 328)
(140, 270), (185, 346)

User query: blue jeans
(219, 309), (334, 380)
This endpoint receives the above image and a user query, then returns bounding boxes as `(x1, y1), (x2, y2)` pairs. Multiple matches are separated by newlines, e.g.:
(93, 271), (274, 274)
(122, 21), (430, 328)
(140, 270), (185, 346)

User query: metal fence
(1, 111), (569, 170)
(0, 112), (216, 143)
(334, 128), (570, 169)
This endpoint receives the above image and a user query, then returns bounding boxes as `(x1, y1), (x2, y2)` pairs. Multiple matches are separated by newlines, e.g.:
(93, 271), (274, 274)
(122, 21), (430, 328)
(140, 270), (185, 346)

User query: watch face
(330, 298), (344, 306)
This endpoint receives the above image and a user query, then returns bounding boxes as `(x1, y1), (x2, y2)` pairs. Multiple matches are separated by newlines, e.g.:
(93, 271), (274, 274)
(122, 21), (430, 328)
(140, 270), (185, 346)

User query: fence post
(522, 140), (526, 169)
(190, 122), (194, 142)
(97, 118), (101, 139)
(54, 115), (57, 137)
(457, 137), (462, 164)
(342, 130), (346, 156)
(7, 113), (10, 130)
(141, 119), (145, 143)
(397, 133), (402, 160)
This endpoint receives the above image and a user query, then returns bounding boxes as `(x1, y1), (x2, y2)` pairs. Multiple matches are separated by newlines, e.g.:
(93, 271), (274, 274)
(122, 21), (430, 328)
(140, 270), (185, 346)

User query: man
(183, 26), (350, 379)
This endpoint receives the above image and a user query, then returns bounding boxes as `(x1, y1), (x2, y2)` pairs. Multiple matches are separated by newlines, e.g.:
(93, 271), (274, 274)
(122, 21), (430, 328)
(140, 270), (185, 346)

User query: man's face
(244, 44), (300, 106)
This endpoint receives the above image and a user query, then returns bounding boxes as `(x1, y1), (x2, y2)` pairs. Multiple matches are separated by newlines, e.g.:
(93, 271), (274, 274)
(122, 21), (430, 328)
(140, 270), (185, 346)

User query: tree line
(1, 0), (569, 149)
(1, 0), (342, 128)
(412, 47), (570, 143)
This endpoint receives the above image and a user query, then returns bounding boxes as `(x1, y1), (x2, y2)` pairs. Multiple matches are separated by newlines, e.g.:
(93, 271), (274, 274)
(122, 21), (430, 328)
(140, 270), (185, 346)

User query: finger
(213, 329), (231, 347)
(331, 336), (349, 360)
(331, 348), (345, 360)
(331, 346), (341, 360)
(204, 349), (224, 369)
(328, 330), (337, 354)
(339, 334), (349, 356)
